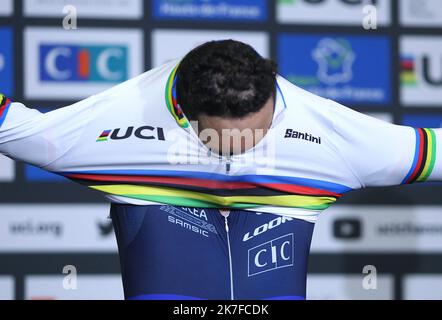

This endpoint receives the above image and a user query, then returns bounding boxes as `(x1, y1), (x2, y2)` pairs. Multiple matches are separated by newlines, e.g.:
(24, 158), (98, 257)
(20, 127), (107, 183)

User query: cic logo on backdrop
(39, 45), (128, 83)
(24, 28), (143, 100)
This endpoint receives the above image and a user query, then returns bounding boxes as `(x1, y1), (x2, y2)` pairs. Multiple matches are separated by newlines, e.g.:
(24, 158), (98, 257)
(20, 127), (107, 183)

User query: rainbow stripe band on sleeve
(402, 128), (437, 184)
(0, 94), (12, 127)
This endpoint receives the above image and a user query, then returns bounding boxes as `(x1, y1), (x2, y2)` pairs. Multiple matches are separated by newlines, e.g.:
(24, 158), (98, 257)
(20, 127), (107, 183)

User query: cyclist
(0, 40), (440, 299)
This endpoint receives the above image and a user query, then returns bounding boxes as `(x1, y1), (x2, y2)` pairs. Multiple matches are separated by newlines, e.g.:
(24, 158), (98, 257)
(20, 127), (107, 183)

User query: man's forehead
(198, 95), (274, 130)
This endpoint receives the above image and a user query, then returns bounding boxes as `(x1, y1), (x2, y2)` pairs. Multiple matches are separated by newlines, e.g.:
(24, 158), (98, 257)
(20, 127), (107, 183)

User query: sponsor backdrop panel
(0, 155), (15, 182)
(0, 0), (13, 16)
(277, 0), (391, 26)
(24, 27), (144, 100)
(307, 275), (394, 300)
(0, 205), (117, 252)
(404, 275), (442, 300)
(399, 0), (442, 27)
(152, 0), (268, 22)
(0, 27), (14, 97)
(400, 36), (442, 107)
(152, 29), (269, 67)
(402, 114), (442, 128)
(278, 34), (391, 106)
(23, 0), (143, 19)
(312, 205), (442, 253)
(0, 276), (14, 300)
(0, 0), (442, 300)
(25, 275), (124, 300)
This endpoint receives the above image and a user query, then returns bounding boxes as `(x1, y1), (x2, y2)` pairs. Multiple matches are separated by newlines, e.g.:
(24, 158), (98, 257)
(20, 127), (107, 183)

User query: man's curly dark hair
(176, 39), (278, 121)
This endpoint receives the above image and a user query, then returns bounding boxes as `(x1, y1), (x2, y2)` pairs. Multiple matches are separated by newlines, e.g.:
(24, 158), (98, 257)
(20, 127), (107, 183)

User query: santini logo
(97, 126), (166, 142)
(284, 129), (322, 144)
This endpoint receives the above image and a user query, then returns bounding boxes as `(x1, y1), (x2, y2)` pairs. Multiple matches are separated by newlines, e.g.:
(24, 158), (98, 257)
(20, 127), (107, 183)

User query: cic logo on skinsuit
(248, 233), (294, 277)
(39, 45), (128, 83)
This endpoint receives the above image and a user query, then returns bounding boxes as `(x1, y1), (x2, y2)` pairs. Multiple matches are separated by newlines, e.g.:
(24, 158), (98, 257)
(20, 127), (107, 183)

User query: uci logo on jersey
(247, 233), (294, 277)
(97, 126), (166, 142)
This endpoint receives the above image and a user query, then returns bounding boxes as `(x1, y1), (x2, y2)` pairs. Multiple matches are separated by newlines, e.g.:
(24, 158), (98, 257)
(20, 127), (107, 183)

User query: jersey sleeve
(328, 99), (442, 188)
(0, 94), (95, 169)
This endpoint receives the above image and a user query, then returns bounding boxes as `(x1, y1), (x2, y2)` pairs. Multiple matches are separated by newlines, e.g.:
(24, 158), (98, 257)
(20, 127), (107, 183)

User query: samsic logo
(39, 45), (128, 83)
(97, 126), (166, 142)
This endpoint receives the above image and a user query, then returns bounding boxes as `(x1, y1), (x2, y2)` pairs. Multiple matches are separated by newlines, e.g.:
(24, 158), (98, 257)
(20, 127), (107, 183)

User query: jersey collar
(165, 62), (287, 129)
(165, 62), (190, 128)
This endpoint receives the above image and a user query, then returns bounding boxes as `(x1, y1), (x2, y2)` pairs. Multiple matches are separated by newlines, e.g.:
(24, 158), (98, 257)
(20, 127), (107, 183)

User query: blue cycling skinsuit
(1, 58), (441, 300)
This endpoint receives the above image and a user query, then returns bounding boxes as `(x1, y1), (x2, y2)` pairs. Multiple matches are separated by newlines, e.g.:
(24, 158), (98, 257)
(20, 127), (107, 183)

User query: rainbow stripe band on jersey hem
(402, 128), (437, 184)
(60, 170), (352, 211)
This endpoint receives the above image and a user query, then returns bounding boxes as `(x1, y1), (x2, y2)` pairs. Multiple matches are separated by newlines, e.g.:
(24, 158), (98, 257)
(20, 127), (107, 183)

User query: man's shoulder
(277, 75), (330, 106)
(276, 74), (335, 128)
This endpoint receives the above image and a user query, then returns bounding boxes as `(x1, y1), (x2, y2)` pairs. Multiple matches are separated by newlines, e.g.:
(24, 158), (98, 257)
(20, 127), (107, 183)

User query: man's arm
(0, 94), (95, 169)
(328, 99), (441, 188)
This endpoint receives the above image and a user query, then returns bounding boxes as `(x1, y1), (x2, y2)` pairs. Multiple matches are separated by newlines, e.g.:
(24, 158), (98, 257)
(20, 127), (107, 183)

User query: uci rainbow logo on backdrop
(400, 36), (442, 106)
(400, 55), (417, 86)
(39, 44), (128, 83)
(400, 52), (442, 88)
(278, 34), (391, 105)
(152, 0), (267, 21)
